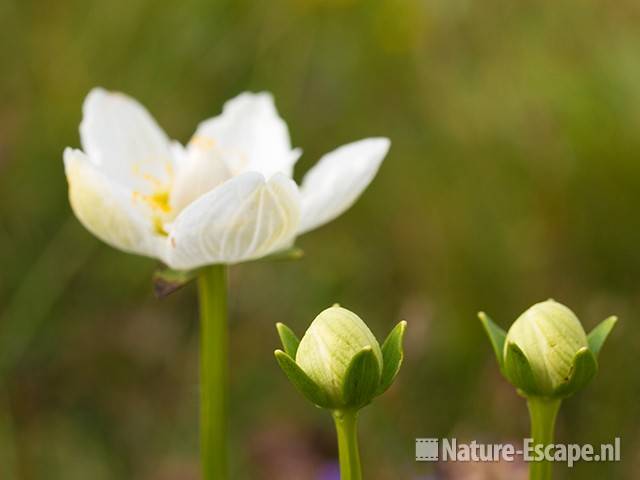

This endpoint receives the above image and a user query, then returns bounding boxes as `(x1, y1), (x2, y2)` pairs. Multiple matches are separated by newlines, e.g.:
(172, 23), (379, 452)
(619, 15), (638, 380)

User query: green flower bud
(296, 307), (383, 403)
(275, 305), (407, 410)
(506, 301), (587, 394)
(479, 299), (617, 399)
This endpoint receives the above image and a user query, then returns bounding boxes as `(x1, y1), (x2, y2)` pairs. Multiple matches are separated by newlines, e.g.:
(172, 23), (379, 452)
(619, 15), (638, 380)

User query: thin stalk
(332, 410), (362, 480)
(527, 397), (561, 480)
(198, 265), (228, 480)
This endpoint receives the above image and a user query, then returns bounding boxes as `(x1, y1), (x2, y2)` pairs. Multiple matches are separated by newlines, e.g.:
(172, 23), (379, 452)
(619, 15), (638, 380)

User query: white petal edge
(297, 137), (390, 234)
(64, 148), (164, 259)
(79, 87), (174, 189)
(165, 171), (301, 269)
(192, 92), (300, 178)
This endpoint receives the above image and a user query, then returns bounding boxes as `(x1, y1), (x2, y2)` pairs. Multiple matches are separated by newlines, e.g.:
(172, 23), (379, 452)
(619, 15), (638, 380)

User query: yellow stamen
(146, 190), (172, 213)
(190, 135), (216, 150)
(142, 172), (165, 188)
(130, 161), (175, 237)
(152, 216), (169, 236)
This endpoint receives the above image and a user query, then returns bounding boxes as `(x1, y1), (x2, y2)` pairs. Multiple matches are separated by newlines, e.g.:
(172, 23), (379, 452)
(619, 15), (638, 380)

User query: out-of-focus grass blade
(0, 216), (97, 377)
(0, 385), (17, 480)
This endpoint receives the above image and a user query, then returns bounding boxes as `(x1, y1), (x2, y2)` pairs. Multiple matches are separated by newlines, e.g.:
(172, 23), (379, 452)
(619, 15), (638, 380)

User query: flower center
(131, 164), (175, 237)
(145, 190), (172, 213)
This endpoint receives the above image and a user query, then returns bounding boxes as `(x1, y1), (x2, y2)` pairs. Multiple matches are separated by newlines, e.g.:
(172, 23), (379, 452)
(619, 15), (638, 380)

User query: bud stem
(332, 410), (362, 480)
(527, 397), (561, 480)
(198, 265), (228, 480)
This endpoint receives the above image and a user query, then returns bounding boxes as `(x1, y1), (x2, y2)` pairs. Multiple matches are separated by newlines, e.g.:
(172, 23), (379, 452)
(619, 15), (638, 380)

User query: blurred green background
(1, 0), (639, 478)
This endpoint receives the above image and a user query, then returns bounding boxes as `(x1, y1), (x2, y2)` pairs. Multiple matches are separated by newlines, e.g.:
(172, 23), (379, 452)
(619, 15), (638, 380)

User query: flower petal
(64, 148), (164, 259)
(170, 138), (233, 213)
(80, 88), (173, 190)
(166, 172), (301, 269)
(192, 92), (300, 178)
(297, 137), (390, 234)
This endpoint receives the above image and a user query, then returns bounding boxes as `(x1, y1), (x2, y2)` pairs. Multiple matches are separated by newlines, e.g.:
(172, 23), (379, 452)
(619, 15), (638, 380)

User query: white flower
(63, 88), (390, 270)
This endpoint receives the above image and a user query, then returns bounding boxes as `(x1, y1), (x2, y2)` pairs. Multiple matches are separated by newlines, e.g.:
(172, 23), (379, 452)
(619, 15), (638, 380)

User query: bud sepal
(378, 320), (407, 395)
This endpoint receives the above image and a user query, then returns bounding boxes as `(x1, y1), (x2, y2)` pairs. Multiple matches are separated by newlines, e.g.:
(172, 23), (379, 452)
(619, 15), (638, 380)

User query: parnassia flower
(64, 88), (390, 270)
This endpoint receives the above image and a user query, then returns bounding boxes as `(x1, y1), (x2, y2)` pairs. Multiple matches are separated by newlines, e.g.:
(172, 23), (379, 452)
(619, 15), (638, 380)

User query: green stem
(332, 410), (362, 480)
(198, 265), (228, 480)
(527, 397), (561, 480)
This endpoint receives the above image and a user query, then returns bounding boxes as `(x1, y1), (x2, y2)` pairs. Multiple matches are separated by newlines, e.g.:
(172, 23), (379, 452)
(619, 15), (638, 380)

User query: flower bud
(480, 300), (617, 399)
(275, 306), (406, 410)
(506, 300), (587, 395)
(296, 306), (383, 404)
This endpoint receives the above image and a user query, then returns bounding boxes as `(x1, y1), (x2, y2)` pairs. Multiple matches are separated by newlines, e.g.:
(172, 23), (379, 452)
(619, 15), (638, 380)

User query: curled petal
(166, 172), (301, 269)
(193, 92), (300, 178)
(63, 148), (163, 259)
(297, 137), (389, 234)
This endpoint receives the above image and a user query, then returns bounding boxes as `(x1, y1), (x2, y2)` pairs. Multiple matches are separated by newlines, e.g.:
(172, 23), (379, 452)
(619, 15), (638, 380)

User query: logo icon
(416, 438), (439, 462)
